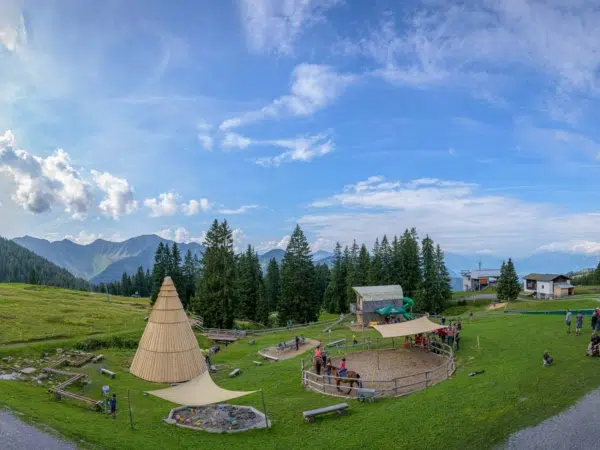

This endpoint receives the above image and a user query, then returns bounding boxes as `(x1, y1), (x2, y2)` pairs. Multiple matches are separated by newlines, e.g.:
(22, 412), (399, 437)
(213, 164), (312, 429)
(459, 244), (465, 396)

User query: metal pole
(260, 389), (270, 430)
(128, 389), (133, 430)
(377, 338), (380, 370)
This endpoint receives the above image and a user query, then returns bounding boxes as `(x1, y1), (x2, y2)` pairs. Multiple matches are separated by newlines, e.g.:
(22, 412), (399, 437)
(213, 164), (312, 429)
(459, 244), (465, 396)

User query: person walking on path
(295, 336), (299, 351)
(110, 394), (116, 419)
(455, 331), (461, 351)
(352, 333), (358, 346)
(565, 310), (573, 333)
(576, 312), (584, 335)
(592, 312), (598, 333)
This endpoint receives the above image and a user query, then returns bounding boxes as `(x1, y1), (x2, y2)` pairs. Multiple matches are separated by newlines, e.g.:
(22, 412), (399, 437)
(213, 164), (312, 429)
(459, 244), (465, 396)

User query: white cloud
(91, 170), (137, 219)
(312, 237), (333, 252)
(64, 230), (102, 245)
(276, 235), (290, 249)
(144, 192), (180, 217)
(218, 204), (259, 215)
(238, 0), (342, 55)
(0, 130), (94, 219)
(537, 240), (600, 255)
(221, 132), (253, 150)
(198, 134), (214, 151)
(219, 64), (355, 130)
(255, 133), (334, 167)
(0, 2), (27, 52)
(181, 198), (212, 215)
(157, 228), (173, 240)
(232, 228), (246, 252)
(300, 175), (600, 256)
(343, 1), (600, 116)
(159, 226), (206, 244)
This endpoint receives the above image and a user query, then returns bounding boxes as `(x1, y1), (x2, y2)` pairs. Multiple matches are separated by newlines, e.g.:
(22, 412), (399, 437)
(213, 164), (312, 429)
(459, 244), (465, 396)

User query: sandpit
(488, 302), (507, 310)
(260, 338), (319, 361)
(305, 348), (451, 398)
(166, 404), (270, 433)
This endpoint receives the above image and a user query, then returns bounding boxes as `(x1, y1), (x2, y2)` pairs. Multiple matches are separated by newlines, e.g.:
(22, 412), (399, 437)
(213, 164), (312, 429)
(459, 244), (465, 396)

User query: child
(576, 311), (584, 335)
(543, 351), (553, 366)
(565, 310), (572, 333)
(352, 333), (358, 346)
(339, 357), (347, 377)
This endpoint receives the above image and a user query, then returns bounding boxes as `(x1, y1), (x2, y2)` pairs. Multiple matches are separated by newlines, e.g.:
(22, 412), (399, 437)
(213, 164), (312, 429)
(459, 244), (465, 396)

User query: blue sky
(2, 0), (600, 257)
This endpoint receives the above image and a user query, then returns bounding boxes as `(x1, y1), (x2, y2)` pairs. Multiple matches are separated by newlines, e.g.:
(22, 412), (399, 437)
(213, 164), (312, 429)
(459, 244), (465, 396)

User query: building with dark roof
(523, 273), (575, 299)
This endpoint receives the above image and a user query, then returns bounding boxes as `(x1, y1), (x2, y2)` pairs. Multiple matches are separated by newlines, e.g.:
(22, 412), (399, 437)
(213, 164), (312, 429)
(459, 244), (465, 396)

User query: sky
(2, 0), (600, 257)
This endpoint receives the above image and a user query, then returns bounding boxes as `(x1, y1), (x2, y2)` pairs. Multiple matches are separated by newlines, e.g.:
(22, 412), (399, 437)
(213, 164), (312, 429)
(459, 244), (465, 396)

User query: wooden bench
(92, 354), (104, 363)
(253, 361), (262, 366)
(248, 340), (256, 345)
(229, 368), (241, 377)
(357, 388), (376, 403)
(258, 351), (279, 362)
(303, 403), (348, 423)
(101, 368), (116, 379)
(326, 339), (346, 348)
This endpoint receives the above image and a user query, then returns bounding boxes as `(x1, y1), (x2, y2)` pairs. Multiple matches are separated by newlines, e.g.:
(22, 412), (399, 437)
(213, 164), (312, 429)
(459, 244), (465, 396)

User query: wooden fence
(301, 339), (454, 400)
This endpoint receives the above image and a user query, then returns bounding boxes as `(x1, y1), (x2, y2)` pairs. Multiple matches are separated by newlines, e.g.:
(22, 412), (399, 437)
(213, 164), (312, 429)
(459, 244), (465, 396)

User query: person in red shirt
(314, 346), (322, 358)
(339, 357), (347, 377)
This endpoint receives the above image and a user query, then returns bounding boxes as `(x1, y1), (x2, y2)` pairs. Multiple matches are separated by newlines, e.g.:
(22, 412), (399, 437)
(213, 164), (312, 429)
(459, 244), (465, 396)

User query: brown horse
(328, 363), (362, 394)
(313, 355), (323, 375)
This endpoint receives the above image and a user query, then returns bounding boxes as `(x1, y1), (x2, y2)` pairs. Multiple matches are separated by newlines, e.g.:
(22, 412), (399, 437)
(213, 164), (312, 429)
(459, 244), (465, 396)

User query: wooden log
(229, 368), (241, 377)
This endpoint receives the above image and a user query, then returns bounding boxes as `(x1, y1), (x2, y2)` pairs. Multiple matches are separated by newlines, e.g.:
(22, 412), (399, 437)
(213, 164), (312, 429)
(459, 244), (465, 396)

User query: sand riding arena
(302, 341), (454, 399)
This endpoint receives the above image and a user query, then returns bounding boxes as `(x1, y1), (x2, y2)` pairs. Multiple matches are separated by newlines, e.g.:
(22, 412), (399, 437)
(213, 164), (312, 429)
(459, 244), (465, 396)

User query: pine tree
(369, 238), (385, 284)
(504, 258), (521, 301)
(345, 241), (359, 310)
(497, 261), (507, 300)
(354, 244), (370, 286)
(400, 228), (422, 298)
(181, 250), (198, 310)
(433, 244), (452, 312)
(193, 219), (236, 328)
(254, 261), (269, 326)
(264, 258), (281, 313)
(170, 243), (183, 297)
(380, 235), (392, 283)
(390, 235), (403, 285)
(417, 235), (436, 312)
(121, 272), (132, 296)
(594, 262), (600, 285)
(315, 263), (331, 308)
(237, 245), (262, 320)
(326, 243), (346, 313)
(278, 225), (318, 325)
(150, 242), (168, 303)
(27, 267), (39, 285)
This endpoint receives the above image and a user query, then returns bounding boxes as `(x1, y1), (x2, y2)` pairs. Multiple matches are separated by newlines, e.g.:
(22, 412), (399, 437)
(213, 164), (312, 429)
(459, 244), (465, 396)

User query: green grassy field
(2, 285), (600, 450)
(0, 284), (149, 345)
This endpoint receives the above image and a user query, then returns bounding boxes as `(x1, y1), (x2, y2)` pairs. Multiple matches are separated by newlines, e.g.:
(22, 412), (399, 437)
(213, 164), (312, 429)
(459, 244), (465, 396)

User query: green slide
(402, 297), (415, 320)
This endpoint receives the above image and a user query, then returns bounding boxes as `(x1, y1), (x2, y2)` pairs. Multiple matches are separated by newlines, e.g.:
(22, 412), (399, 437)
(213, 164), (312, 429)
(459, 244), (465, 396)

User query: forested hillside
(0, 237), (90, 290)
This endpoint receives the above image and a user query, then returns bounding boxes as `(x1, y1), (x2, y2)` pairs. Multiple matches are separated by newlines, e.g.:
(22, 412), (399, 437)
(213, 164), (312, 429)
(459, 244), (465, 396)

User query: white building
(352, 285), (404, 326)
(461, 269), (501, 291)
(522, 274), (575, 299)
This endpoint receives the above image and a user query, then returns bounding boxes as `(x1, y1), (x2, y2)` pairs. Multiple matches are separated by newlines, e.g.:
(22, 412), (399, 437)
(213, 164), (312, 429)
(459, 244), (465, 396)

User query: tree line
(570, 264), (600, 286)
(151, 220), (454, 329)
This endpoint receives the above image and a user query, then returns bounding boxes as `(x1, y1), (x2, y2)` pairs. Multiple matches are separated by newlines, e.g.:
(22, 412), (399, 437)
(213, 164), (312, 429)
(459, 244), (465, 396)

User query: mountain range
(13, 235), (204, 285)
(12, 234), (600, 287)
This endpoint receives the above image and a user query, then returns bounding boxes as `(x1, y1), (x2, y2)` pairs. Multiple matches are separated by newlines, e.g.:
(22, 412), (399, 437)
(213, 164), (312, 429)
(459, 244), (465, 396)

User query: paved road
(504, 388), (600, 449)
(0, 411), (77, 450)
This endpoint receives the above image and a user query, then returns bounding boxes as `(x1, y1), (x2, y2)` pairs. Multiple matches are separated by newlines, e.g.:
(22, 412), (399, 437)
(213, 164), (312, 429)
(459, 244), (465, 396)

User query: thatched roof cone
(129, 276), (206, 383)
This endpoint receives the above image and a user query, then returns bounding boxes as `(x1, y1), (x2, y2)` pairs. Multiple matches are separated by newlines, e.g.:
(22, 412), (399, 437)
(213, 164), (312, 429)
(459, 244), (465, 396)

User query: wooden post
(128, 389), (133, 430)
(425, 371), (429, 388)
(377, 338), (380, 370)
(259, 389), (269, 430)
(392, 338), (395, 350)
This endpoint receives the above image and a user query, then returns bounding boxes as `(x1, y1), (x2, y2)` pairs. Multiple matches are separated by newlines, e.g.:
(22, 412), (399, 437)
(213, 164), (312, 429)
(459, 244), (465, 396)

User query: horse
(328, 363), (362, 395)
(313, 355), (323, 375)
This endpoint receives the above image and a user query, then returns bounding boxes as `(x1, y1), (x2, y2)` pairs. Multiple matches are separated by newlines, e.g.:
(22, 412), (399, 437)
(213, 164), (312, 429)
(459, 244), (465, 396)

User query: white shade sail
(373, 316), (447, 338)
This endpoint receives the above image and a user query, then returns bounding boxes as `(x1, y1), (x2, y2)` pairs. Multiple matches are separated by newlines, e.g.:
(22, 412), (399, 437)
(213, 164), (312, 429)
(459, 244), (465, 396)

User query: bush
(74, 335), (139, 352)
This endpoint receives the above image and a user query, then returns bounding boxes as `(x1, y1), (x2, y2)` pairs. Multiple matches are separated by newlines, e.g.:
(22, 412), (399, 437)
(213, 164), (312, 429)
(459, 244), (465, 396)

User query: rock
(3, 356), (13, 362)
(44, 353), (49, 357)
(20, 368), (36, 375)
(22, 359), (30, 365)
(56, 348), (63, 354)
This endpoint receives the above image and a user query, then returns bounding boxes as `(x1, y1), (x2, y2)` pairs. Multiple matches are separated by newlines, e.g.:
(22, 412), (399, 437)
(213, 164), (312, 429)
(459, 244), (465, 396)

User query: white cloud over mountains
(144, 192), (257, 217)
(300, 175), (600, 257)
(0, 130), (136, 220)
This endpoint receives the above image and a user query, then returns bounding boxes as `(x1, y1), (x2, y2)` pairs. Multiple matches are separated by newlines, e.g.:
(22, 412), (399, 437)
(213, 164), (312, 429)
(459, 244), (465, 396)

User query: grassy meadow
(0, 284), (149, 345)
(2, 284), (600, 449)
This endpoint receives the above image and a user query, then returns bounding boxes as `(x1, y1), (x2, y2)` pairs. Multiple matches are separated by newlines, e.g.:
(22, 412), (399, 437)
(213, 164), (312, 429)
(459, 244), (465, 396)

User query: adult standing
(592, 311), (598, 333)
(565, 310), (573, 333)
(295, 335), (299, 351)
(576, 311), (584, 336)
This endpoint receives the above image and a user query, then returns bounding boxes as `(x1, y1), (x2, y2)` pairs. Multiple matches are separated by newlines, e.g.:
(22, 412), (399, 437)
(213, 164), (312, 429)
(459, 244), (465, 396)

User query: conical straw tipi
(129, 276), (206, 383)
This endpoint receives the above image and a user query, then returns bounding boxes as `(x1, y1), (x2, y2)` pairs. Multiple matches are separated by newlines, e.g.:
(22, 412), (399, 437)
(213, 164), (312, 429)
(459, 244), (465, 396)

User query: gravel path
(0, 411), (77, 450)
(504, 388), (600, 449)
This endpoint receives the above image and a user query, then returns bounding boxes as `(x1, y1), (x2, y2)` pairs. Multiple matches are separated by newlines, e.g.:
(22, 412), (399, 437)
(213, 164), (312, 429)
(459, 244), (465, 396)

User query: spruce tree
(264, 258), (281, 313)
(497, 261), (507, 300)
(181, 250), (198, 310)
(121, 272), (132, 296)
(418, 235), (436, 312)
(369, 238), (385, 285)
(433, 245), (452, 312)
(254, 259), (269, 325)
(194, 219), (236, 328)
(170, 243), (183, 296)
(278, 225), (318, 325)
(504, 258), (521, 301)
(390, 235), (403, 285)
(345, 241), (359, 310)
(380, 235), (392, 283)
(315, 263), (331, 308)
(150, 242), (168, 303)
(400, 228), (422, 298)
(326, 243), (346, 313)
(237, 245), (261, 320)
(354, 244), (370, 286)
